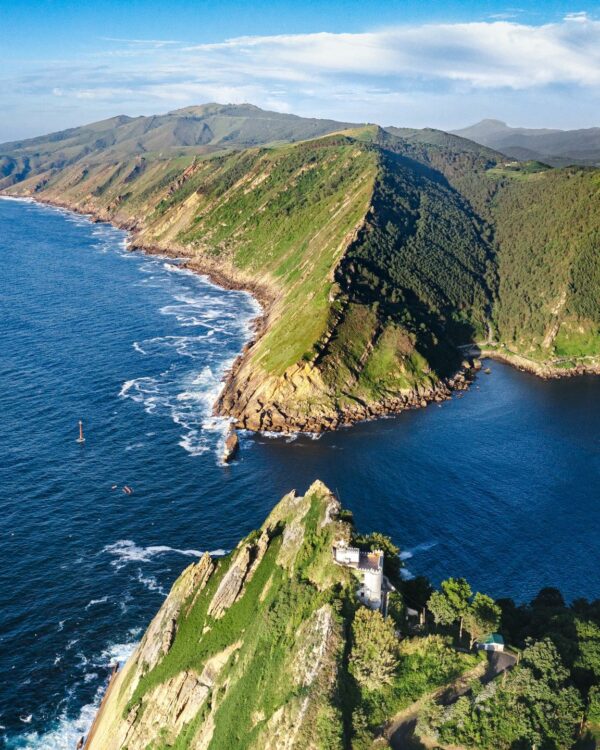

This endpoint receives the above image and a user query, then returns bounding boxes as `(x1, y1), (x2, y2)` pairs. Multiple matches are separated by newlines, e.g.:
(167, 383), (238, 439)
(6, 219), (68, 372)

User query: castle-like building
(333, 542), (385, 611)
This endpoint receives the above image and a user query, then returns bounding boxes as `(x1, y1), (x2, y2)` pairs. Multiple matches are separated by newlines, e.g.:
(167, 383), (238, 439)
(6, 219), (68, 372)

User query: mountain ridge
(452, 119), (600, 166)
(2, 105), (599, 432)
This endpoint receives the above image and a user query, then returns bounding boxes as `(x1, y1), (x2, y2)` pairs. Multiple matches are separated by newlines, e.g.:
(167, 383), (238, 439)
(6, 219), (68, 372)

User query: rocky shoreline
(216, 356), (479, 433)
(3, 192), (596, 436)
(479, 348), (600, 379)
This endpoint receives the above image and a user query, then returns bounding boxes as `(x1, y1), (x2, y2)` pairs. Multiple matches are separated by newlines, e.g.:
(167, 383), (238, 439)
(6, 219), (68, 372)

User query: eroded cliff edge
(84, 481), (351, 750)
(3, 120), (599, 432)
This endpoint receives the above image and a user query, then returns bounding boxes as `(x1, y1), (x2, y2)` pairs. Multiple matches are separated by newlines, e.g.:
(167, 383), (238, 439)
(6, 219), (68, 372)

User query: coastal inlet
(1, 198), (599, 749)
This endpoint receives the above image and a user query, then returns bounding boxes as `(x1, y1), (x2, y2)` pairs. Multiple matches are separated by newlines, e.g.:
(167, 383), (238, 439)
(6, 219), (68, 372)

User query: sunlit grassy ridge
(2, 109), (600, 427)
(84, 482), (480, 750)
(174, 137), (379, 375)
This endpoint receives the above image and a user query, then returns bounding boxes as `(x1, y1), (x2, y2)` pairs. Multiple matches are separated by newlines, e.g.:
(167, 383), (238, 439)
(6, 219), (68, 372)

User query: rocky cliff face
(4, 117), (597, 434)
(85, 481), (352, 750)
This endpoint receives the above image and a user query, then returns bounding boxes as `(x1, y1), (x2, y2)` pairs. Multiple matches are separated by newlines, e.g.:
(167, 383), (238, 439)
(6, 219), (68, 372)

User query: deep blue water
(0, 197), (599, 748)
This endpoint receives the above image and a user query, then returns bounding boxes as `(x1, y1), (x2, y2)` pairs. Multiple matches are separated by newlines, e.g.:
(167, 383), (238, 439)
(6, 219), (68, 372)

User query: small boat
(484, 367), (492, 374)
(123, 485), (134, 495)
(111, 484), (118, 490)
(76, 420), (85, 443)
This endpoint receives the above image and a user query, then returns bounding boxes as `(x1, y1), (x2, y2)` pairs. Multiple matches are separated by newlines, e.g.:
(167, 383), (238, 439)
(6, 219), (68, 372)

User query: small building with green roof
(477, 633), (505, 652)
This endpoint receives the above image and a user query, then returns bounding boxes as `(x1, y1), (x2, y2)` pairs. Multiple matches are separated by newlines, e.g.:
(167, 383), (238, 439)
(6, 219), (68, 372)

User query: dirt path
(386, 651), (517, 750)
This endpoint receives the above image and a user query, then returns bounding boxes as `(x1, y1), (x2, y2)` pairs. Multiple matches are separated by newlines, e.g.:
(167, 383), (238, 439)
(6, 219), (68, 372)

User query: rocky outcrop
(83, 553), (214, 750)
(137, 553), (214, 676)
(217, 355), (474, 433)
(222, 427), (239, 462)
(207, 530), (269, 618)
(84, 481), (349, 750)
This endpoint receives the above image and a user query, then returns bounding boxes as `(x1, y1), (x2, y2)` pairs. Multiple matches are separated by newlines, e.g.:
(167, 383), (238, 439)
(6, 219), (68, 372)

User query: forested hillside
(1, 106), (599, 430)
(491, 166), (600, 359)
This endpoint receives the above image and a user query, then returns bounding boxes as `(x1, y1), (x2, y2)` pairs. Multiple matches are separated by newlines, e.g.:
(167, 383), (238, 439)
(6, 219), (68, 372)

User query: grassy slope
(173, 137), (379, 375)
(92, 482), (477, 750)
(3, 118), (599, 427)
(0, 103), (357, 188)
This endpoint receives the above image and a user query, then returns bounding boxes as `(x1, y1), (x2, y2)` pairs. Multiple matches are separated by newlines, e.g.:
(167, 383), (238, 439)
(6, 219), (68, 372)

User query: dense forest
(2, 110), (599, 430)
(345, 525), (600, 750)
(491, 167), (600, 358)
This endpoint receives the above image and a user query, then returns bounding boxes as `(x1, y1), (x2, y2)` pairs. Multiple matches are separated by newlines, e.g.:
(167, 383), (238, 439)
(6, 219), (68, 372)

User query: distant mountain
(0, 103), (357, 188)
(451, 119), (600, 167)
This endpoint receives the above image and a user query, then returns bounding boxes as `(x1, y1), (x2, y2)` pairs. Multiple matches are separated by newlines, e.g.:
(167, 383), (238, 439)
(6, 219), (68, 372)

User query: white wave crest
(102, 539), (226, 569)
(84, 596), (108, 610)
(400, 540), (438, 561)
(135, 570), (166, 596)
(4, 642), (136, 750)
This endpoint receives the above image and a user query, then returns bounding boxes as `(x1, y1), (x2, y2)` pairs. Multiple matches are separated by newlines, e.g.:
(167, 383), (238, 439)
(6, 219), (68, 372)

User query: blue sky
(1, 0), (599, 141)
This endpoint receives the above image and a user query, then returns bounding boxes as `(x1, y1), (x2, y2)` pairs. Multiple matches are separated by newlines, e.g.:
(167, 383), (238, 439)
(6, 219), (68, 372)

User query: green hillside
(80, 481), (599, 750)
(0, 103), (356, 189)
(490, 166), (600, 360)
(1, 106), (599, 430)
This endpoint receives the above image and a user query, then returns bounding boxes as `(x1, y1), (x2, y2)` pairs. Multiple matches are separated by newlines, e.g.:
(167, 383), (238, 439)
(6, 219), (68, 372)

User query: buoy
(76, 420), (85, 443)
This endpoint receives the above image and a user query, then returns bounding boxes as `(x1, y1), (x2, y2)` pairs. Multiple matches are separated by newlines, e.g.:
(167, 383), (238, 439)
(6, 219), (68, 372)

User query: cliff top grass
(112, 481), (480, 750)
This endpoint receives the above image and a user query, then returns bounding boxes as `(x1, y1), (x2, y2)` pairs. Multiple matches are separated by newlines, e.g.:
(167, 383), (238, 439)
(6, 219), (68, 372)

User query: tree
(464, 593), (501, 649)
(427, 578), (472, 640)
(574, 618), (600, 684)
(441, 578), (472, 640)
(587, 685), (600, 723)
(387, 591), (405, 628)
(349, 607), (399, 691)
(531, 587), (566, 610)
(402, 576), (433, 611)
(416, 697), (444, 741)
(422, 639), (583, 750)
(521, 637), (570, 687)
(428, 590), (457, 628)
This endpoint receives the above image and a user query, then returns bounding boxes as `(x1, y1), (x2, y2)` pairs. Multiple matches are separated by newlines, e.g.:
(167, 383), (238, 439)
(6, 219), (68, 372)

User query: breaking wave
(400, 540), (439, 580)
(4, 643), (136, 750)
(118, 257), (260, 460)
(102, 539), (227, 569)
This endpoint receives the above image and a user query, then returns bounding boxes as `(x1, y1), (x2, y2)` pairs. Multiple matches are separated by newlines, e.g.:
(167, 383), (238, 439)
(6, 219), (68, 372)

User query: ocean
(0, 197), (598, 748)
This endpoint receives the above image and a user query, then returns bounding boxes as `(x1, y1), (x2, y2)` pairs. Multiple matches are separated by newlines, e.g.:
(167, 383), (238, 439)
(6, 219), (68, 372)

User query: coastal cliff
(79, 482), (488, 750)
(2, 105), (599, 432)
(83, 481), (353, 750)
(79, 481), (598, 750)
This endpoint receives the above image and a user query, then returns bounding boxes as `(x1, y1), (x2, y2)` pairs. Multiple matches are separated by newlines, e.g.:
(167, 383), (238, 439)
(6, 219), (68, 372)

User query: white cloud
(563, 11), (589, 22)
(184, 16), (600, 89)
(2, 15), (600, 140)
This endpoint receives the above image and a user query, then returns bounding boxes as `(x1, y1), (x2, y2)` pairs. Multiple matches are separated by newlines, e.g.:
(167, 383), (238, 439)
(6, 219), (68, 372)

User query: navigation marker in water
(76, 419), (85, 443)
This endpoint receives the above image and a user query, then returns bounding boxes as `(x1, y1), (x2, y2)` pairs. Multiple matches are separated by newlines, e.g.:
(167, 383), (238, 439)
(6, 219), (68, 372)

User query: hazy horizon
(1, 0), (599, 142)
